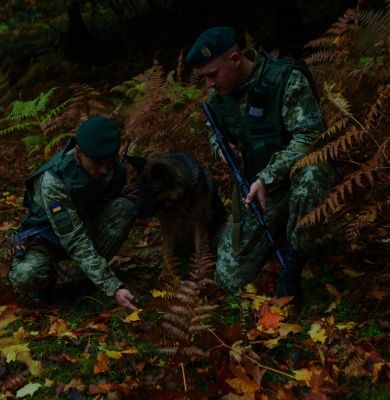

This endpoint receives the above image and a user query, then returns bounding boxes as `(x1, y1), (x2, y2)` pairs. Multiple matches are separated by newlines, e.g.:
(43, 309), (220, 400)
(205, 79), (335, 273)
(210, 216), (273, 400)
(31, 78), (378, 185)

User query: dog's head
(126, 155), (181, 219)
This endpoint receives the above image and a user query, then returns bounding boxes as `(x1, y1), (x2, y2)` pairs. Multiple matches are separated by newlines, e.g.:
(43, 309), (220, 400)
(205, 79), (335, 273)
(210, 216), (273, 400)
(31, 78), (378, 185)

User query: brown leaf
(0, 262), (11, 278)
(93, 352), (110, 375)
(277, 387), (298, 399)
(377, 318), (390, 331)
(226, 364), (260, 400)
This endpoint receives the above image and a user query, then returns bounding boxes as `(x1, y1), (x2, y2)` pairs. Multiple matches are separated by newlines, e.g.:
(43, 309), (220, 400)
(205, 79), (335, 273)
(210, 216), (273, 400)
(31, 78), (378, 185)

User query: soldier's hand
(114, 288), (139, 313)
(218, 143), (238, 164)
(245, 179), (267, 213)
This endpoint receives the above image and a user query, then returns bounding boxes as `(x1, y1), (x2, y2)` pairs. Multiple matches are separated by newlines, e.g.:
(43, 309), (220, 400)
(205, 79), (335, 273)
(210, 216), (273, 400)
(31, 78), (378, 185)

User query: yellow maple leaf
(44, 379), (54, 387)
(125, 309), (142, 322)
(293, 368), (312, 386)
(151, 289), (167, 298)
(2, 344), (42, 376)
(263, 338), (281, 349)
(343, 268), (365, 277)
(251, 295), (268, 310)
(105, 350), (123, 360)
(335, 321), (355, 330)
(121, 348), (138, 355)
(243, 283), (257, 293)
(308, 323), (327, 344)
(16, 382), (42, 398)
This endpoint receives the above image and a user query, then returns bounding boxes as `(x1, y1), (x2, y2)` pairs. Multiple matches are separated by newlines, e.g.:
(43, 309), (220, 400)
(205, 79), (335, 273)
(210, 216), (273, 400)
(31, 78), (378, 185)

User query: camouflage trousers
(9, 198), (134, 292)
(215, 163), (339, 292)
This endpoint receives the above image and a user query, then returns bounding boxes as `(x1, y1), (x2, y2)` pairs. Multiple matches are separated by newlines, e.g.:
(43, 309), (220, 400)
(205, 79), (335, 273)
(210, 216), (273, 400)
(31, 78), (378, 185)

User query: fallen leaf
(125, 310), (142, 322)
(308, 323), (327, 344)
(343, 268), (365, 277)
(105, 350), (123, 360)
(2, 344), (42, 376)
(243, 283), (257, 293)
(278, 323), (302, 336)
(256, 309), (283, 331)
(16, 382), (42, 398)
(94, 352), (110, 374)
(377, 319), (390, 330)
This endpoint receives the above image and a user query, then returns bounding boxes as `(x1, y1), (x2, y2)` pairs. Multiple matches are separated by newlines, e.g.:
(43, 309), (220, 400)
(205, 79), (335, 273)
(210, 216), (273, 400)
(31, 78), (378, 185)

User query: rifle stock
(202, 102), (286, 269)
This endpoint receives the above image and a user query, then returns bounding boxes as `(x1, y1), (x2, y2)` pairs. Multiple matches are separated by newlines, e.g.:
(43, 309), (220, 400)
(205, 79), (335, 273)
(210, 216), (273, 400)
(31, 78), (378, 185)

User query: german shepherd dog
(126, 152), (228, 256)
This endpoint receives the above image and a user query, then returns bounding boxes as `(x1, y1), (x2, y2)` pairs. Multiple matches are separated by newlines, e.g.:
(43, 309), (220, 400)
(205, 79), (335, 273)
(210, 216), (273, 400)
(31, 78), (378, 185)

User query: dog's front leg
(193, 222), (208, 255)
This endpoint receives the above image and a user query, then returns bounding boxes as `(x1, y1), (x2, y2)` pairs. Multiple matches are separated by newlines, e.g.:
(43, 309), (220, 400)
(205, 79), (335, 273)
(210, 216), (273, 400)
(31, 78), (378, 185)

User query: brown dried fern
(152, 239), (218, 377)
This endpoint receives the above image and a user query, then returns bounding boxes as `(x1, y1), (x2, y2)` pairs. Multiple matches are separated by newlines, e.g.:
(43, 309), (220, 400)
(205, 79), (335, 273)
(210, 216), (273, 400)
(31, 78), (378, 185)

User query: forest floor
(1, 133), (390, 400)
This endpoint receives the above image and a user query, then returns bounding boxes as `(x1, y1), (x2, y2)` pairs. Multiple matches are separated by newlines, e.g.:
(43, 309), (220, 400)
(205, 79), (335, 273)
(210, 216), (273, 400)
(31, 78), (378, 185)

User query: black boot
(32, 274), (57, 304)
(274, 243), (307, 308)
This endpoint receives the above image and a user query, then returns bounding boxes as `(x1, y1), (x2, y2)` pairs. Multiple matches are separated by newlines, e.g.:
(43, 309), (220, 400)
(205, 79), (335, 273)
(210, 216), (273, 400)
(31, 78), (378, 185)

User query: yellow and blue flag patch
(50, 203), (62, 213)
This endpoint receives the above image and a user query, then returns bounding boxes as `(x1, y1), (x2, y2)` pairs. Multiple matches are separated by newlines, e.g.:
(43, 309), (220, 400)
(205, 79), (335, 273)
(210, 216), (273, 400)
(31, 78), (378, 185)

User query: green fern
(0, 88), (75, 135)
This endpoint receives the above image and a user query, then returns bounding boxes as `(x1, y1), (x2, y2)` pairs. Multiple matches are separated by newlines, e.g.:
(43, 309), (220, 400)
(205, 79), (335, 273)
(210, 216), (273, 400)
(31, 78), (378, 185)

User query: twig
(180, 362), (187, 391)
(208, 328), (296, 380)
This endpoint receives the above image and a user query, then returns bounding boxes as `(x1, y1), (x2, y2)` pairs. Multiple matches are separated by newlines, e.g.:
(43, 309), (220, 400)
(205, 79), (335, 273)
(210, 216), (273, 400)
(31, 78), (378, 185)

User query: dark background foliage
(0, 0), (385, 90)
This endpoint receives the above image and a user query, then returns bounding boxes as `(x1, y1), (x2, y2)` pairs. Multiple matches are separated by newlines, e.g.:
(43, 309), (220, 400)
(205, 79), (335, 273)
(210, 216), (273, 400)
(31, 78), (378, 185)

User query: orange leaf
(256, 310), (283, 331)
(94, 352), (110, 375)
(89, 323), (109, 332)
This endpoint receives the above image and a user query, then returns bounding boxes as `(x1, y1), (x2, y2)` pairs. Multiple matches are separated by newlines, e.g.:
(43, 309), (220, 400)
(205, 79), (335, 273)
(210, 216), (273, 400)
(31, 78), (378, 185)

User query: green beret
(186, 27), (236, 67)
(76, 116), (120, 161)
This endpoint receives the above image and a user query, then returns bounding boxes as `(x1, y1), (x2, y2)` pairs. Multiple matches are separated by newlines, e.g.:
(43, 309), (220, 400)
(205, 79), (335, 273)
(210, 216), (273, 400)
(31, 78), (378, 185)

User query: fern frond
(43, 132), (74, 157)
(298, 166), (377, 227)
(181, 346), (209, 358)
(188, 324), (212, 333)
(291, 126), (363, 175)
(176, 50), (184, 84)
(173, 292), (197, 304)
(193, 304), (219, 313)
(156, 347), (179, 356)
(167, 305), (191, 315)
(359, 7), (390, 40)
(0, 88), (58, 131)
(161, 321), (190, 341)
(324, 81), (352, 117)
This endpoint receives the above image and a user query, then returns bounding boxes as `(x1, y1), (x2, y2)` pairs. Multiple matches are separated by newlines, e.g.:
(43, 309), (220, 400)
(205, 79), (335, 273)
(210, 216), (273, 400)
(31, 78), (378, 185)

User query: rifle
(202, 101), (287, 269)
(9, 224), (62, 258)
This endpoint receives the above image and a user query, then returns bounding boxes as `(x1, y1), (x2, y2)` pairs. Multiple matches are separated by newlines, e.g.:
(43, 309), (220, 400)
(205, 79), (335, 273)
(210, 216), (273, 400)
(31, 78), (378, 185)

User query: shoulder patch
(305, 112), (323, 129)
(50, 202), (73, 235)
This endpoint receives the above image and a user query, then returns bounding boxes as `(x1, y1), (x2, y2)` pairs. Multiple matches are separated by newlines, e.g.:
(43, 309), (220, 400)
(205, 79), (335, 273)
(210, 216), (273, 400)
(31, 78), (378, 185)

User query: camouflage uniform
(9, 148), (134, 297)
(208, 49), (339, 292)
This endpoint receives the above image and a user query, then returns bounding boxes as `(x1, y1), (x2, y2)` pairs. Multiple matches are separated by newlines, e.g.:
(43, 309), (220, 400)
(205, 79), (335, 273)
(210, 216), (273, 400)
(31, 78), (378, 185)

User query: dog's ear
(125, 155), (147, 174)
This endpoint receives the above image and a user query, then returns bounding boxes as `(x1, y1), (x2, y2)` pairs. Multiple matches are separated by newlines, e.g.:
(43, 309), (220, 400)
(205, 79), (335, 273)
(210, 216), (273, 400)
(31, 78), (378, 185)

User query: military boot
(274, 243), (307, 308)
(32, 274), (57, 304)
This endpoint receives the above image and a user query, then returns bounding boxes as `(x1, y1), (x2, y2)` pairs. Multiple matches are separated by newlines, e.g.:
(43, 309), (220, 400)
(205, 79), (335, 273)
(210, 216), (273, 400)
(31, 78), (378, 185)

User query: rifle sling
(231, 182), (262, 257)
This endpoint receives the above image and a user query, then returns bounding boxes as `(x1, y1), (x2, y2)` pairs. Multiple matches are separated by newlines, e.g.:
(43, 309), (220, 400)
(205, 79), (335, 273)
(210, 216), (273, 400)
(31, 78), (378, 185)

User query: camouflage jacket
(30, 149), (124, 297)
(207, 48), (324, 191)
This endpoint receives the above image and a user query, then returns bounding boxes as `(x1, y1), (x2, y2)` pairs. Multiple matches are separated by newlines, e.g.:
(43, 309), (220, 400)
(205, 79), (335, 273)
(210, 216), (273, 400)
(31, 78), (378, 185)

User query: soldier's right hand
(114, 288), (139, 313)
